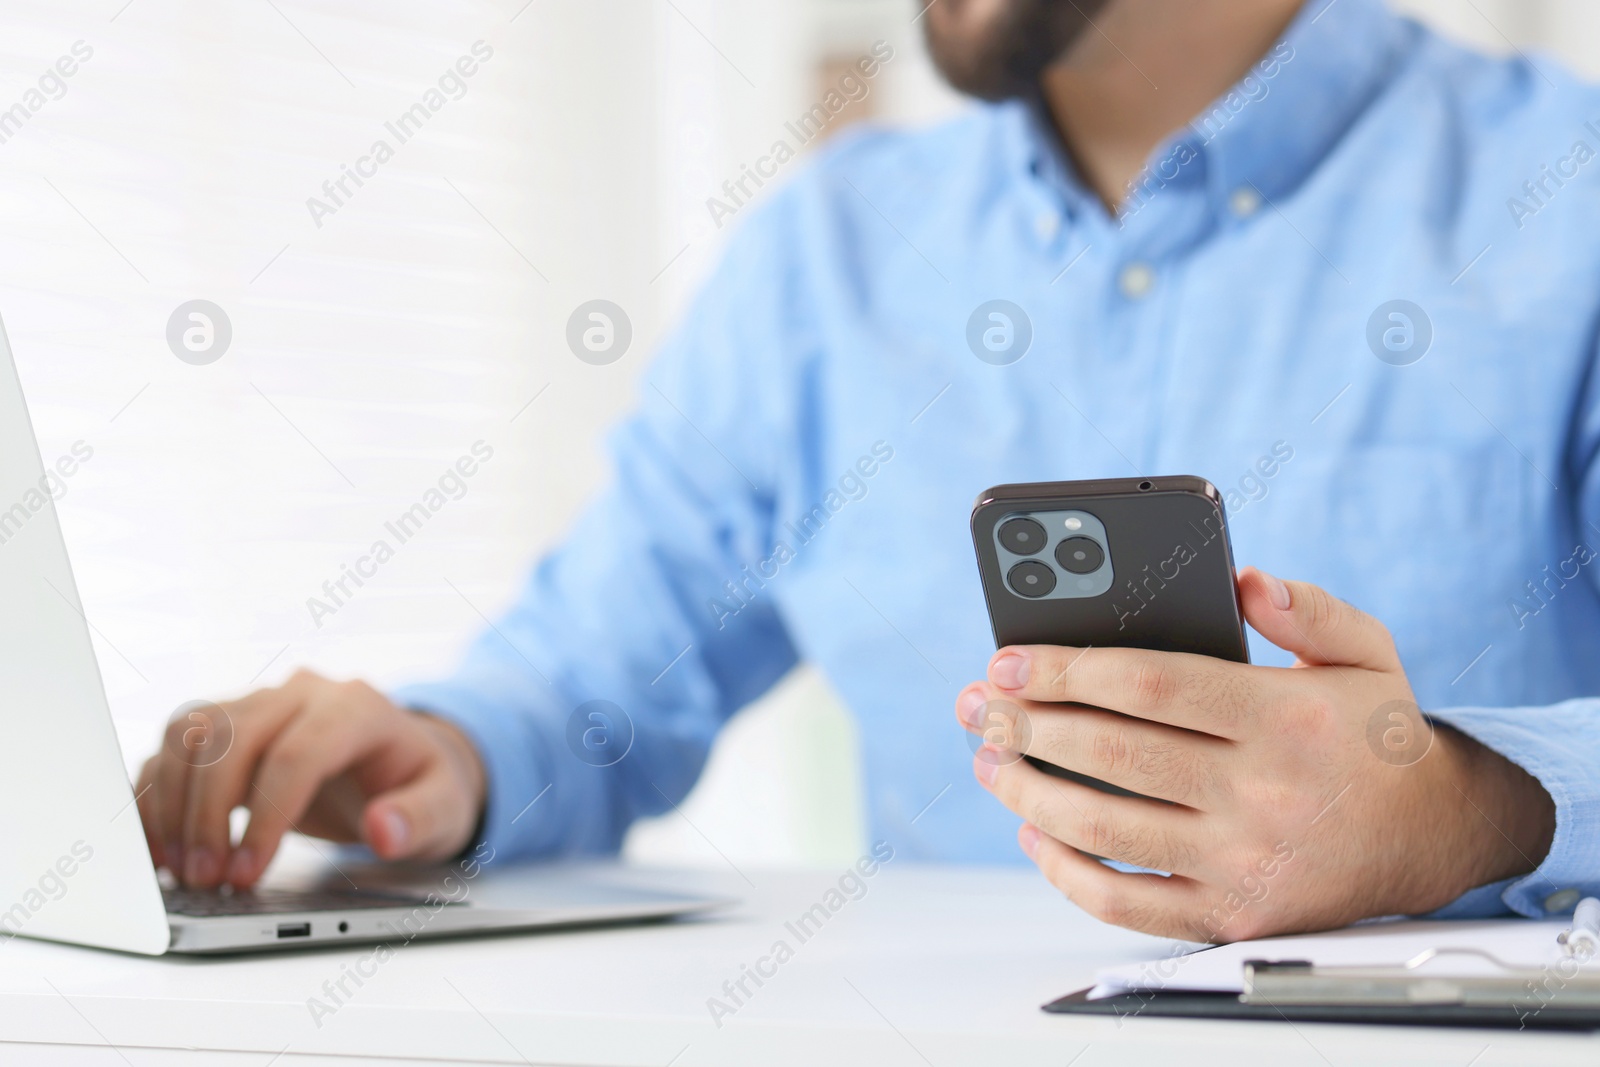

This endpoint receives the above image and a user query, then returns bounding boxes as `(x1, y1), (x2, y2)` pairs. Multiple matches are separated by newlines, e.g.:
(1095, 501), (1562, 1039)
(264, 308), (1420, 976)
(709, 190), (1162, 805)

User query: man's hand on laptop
(956, 567), (1557, 942)
(136, 670), (486, 889)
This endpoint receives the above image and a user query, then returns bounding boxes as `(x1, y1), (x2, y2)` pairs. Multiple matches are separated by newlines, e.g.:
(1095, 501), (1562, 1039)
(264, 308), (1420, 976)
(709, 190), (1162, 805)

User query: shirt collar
(1003, 96), (1099, 222)
(1200, 0), (1414, 210)
(996, 0), (1414, 222)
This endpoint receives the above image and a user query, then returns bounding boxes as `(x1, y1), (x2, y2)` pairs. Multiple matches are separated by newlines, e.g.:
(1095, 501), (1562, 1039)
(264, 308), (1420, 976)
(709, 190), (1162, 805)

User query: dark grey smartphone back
(971, 477), (1249, 663)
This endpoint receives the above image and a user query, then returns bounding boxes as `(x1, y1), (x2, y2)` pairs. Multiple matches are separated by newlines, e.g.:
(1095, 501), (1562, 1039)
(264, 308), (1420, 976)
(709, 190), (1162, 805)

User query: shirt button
(1229, 186), (1262, 218)
(1118, 262), (1156, 299)
(1545, 888), (1581, 913)
(1034, 210), (1060, 241)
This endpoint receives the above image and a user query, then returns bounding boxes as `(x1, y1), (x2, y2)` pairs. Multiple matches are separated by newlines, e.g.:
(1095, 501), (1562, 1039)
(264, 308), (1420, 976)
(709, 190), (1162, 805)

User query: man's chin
(922, 0), (1110, 101)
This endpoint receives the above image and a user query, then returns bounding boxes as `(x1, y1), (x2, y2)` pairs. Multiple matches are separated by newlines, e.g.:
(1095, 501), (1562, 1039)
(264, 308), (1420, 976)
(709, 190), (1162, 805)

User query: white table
(0, 863), (1594, 1066)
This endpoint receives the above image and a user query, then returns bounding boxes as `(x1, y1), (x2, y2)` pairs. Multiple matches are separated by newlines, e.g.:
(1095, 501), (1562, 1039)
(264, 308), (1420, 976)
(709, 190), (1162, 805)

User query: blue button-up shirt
(399, 0), (1600, 918)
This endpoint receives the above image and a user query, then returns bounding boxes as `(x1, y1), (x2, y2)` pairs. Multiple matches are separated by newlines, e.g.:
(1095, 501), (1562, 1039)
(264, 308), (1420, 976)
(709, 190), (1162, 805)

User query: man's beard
(922, 0), (1112, 101)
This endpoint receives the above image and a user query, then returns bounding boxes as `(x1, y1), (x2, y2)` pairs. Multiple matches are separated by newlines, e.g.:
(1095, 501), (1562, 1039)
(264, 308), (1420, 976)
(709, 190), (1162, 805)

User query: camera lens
(1007, 560), (1056, 598)
(1054, 536), (1104, 575)
(998, 517), (1047, 556)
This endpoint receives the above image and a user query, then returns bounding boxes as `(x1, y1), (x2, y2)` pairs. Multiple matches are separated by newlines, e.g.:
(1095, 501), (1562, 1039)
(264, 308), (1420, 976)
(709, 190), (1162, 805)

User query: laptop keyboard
(162, 886), (456, 917)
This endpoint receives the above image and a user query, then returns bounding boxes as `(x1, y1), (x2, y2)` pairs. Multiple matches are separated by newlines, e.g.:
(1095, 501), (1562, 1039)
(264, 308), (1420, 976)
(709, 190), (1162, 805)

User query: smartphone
(970, 476), (1249, 794)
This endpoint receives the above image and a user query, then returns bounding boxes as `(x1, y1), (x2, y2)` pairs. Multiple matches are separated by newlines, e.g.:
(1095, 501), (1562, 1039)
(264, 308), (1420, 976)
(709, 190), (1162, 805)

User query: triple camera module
(993, 511), (1114, 600)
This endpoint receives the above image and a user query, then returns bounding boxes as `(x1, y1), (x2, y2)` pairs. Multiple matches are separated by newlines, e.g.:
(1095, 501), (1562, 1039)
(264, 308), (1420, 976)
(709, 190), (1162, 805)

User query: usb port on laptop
(276, 922), (311, 939)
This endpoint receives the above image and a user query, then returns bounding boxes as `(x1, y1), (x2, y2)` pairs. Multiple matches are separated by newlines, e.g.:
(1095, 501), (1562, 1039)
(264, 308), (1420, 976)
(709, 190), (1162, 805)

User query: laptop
(0, 316), (726, 954)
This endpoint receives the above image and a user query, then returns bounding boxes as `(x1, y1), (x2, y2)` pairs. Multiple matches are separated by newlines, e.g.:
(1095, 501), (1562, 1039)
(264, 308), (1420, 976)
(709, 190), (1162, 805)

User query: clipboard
(1042, 984), (1600, 1030)
(1045, 912), (1600, 1030)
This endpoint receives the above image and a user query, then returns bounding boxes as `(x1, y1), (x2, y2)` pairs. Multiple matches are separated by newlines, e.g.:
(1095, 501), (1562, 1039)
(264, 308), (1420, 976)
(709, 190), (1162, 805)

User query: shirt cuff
(1427, 699), (1600, 918)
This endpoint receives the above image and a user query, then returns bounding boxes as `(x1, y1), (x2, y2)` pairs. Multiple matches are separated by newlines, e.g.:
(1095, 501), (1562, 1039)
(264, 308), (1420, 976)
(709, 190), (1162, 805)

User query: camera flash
(1063, 517), (1082, 531)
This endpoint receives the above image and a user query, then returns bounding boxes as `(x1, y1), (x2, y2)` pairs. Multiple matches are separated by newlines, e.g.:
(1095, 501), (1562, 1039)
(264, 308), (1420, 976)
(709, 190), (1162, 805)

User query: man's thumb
(362, 768), (472, 862)
(1238, 566), (1399, 671)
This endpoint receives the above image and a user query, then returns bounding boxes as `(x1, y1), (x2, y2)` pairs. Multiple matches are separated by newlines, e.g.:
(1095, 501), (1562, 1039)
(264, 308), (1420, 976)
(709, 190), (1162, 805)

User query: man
(138, 0), (1600, 943)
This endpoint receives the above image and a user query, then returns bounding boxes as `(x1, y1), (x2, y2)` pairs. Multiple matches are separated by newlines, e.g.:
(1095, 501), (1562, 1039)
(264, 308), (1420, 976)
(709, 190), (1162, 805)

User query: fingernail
(1259, 569), (1292, 611)
(1019, 823), (1042, 859)
(990, 652), (1030, 690)
(184, 846), (215, 886)
(381, 809), (410, 854)
(974, 748), (1000, 786)
(957, 688), (986, 729)
(225, 847), (255, 886)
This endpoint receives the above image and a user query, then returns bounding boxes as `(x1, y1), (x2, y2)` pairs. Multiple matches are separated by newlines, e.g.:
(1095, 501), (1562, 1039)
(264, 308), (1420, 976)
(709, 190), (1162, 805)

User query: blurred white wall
(1392, 0), (1600, 77)
(0, 0), (1590, 874)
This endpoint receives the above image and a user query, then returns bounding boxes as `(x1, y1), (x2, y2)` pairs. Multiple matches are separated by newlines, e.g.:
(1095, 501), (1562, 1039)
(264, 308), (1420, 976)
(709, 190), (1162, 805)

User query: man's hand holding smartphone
(956, 566), (1558, 942)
